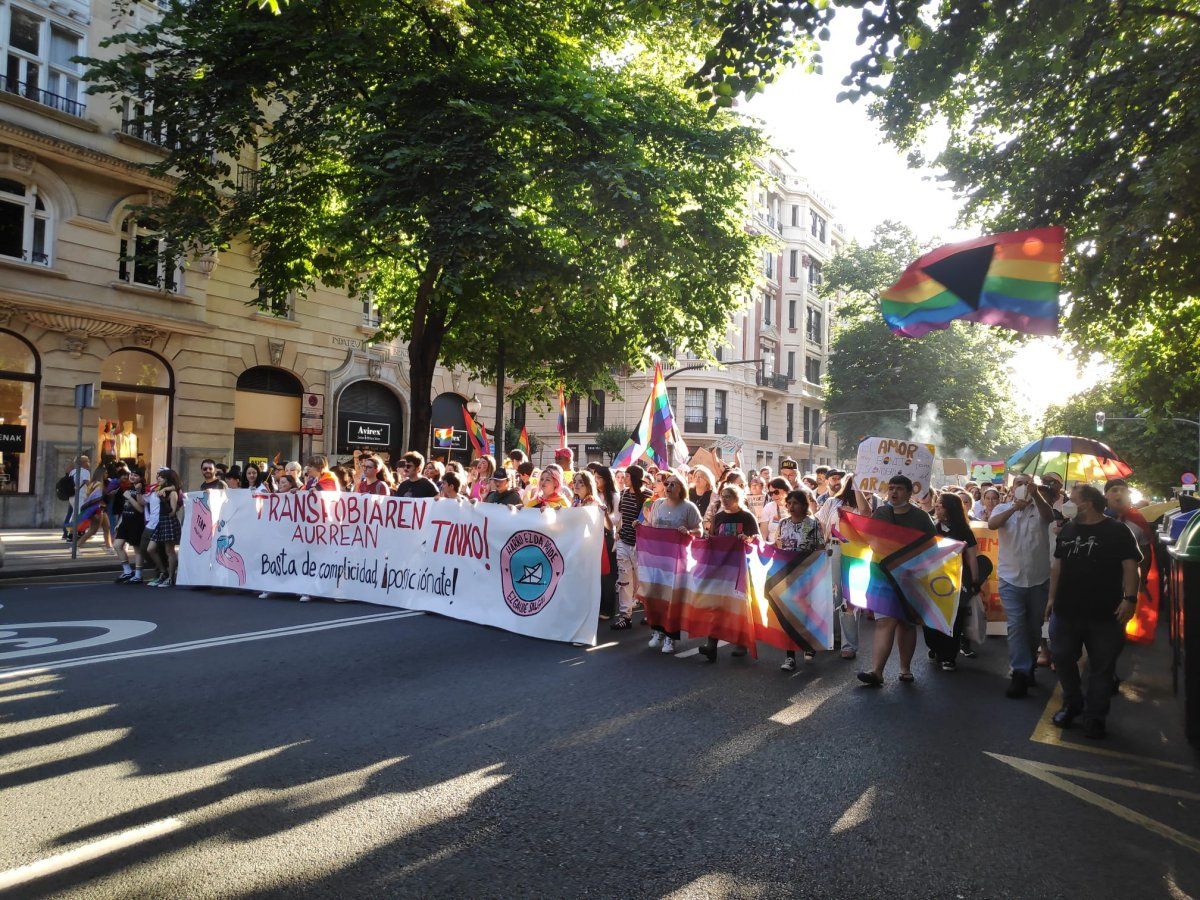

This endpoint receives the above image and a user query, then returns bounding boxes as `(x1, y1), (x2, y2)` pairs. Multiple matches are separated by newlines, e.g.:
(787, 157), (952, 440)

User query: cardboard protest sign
(854, 437), (936, 496)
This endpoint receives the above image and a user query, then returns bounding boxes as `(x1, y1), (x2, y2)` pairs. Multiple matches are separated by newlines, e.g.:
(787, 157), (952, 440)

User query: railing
(585, 417), (603, 432)
(237, 165), (259, 193)
(714, 418), (728, 434)
(567, 417), (580, 433)
(121, 116), (177, 148)
(683, 419), (707, 434)
(756, 372), (790, 391)
(1, 75), (85, 118)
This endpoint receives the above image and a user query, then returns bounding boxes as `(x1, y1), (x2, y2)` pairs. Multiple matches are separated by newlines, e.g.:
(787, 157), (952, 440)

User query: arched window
(337, 381), (403, 457)
(98, 349), (173, 473)
(431, 392), (468, 463)
(233, 366), (303, 467)
(0, 330), (39, 493)
(119, 217), (183, 291)
(0, 177), (49, 265)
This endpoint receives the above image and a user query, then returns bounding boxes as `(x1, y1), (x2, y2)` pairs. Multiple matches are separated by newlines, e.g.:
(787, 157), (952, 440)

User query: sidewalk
(0, 529), (121, 580)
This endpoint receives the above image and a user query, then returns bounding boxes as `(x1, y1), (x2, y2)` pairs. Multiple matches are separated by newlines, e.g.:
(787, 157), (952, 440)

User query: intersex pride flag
(838, 509), (965, 635)
(635, 527), (834, 656)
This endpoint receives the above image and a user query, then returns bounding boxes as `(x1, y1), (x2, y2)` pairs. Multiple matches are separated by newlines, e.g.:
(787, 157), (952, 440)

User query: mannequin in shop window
(117, 421), (138, 459)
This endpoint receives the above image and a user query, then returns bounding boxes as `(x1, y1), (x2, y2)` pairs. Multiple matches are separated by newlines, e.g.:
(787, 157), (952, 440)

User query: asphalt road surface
(1, 582), (1197, 899)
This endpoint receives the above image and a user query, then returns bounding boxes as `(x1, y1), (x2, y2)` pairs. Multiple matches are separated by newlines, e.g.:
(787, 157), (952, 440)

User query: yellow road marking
(1030, 684), (1193, 772)
(986, 752), (1200, 855)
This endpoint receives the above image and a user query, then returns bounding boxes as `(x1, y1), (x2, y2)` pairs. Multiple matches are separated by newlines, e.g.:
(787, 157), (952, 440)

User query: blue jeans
(1049, 613), (1125, 722)
(999, 578), (1049, 676)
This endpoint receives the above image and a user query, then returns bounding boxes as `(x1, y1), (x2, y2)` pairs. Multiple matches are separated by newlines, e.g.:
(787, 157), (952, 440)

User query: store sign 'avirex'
(346, 420), (390, 446)
(0, 424), (27, 453)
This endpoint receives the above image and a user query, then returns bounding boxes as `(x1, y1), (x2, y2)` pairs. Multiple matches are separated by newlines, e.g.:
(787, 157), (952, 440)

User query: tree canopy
(86, 0), (769, 447)
(822, 221), (1033, 459)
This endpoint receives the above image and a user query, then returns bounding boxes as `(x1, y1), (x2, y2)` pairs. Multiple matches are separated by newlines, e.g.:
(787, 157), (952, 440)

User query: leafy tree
(822, 222), (1033, 459)
(503, 421), (541, 459)
(1044, 382), (1200, 498)
(86, 0), (768, 449)
(594, 425), (632, 463)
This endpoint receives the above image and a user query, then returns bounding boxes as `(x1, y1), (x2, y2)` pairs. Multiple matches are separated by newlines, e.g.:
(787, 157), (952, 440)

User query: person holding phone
(988, 473), (1056, 698)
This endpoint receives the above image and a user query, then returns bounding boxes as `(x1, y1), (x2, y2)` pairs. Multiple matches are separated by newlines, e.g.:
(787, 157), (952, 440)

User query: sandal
(856, 671), (884, 687)
(898, 672), (916, 683)
(609, 615), (632, 630)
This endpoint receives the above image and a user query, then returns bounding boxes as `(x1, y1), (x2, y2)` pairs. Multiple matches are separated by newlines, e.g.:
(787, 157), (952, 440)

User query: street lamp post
(807, 404), (919, 472)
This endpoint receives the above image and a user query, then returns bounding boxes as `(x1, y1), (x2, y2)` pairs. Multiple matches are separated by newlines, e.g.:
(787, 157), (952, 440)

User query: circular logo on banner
(500, 531), (565, 616)
(929, 575), (957, 598)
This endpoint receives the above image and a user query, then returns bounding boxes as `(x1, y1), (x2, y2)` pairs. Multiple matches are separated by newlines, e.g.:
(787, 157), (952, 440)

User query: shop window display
(98, 349), (172, 474)
(0, 330), (38, 493)
(233, 367), (303, 468)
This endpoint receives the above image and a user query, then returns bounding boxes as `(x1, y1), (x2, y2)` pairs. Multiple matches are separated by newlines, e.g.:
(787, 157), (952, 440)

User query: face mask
(1061, 500), (1078, 519)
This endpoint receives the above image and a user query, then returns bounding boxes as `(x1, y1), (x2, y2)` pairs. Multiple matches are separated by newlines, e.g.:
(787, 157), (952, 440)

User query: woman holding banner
(526, 465), (572, 510)
(925, 491), (979, 672)
(817, 474), (860, 660)
(645, 472), (704, 654)
(698, 485), (759, 663)
(777, 489), (825, 671)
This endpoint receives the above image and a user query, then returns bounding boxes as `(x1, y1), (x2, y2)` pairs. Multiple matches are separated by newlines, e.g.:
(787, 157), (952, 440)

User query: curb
(0, 562), (121, 582)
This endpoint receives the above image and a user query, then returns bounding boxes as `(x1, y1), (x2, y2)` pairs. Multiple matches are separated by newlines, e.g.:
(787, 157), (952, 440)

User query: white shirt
(991, 502), (1051, 587)
(143, 489), (161, 531)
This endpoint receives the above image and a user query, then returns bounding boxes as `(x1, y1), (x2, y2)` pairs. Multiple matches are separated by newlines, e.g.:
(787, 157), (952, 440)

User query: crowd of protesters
(80, 444), (1147, 740)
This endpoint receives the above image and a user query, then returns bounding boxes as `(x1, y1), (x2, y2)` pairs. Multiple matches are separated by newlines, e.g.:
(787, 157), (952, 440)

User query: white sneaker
(298, 595), (311, 602)
(648, 632), (663, 649)
(258, 592), (273, 599)
(781, 656), (796, 672)
(661, 637), (675, 654)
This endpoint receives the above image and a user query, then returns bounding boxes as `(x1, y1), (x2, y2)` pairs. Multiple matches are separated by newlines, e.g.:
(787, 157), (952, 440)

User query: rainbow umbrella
(1005, 435), (1133, 484)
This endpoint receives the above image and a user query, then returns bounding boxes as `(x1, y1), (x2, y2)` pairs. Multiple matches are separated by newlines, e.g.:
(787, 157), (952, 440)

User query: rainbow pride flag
(518, 426), (531, 457)
(433, 427), (455, 449)
(881, 227), (1064, 338)
(612, 363), (681, 469)
(837, 509), (964, 635)
(557, 386), (568, 449)
(747, 543), (835, 652)
(462, 408), (489, 457)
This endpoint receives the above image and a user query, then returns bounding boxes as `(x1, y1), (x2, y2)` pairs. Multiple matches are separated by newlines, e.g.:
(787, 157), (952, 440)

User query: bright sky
(743, 14), (1108, 418)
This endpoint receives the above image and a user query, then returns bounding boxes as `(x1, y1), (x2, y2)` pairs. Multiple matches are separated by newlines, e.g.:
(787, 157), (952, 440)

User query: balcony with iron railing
(1, 75), (85, 118)
(585, 416), (603, 432)
(120, 115), (177, 149)
(756, 372), (790, 392)
(714, 418), (728, 434)
(683, 418), (708, 434)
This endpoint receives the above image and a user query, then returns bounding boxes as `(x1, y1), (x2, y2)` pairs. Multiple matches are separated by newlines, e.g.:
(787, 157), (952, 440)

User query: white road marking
(0, 621), (158, 661)
(585, 641), (618, 652)
(0, 817), (184, 891)
(0, 611), (423, 679)
(674, 640), (728, 659)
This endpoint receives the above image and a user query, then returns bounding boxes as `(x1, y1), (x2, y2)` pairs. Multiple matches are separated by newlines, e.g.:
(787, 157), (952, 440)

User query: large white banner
(178, 490), (602, 645)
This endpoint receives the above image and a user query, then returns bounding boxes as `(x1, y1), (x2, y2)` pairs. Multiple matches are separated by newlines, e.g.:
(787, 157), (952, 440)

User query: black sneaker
(1052, 705), (1082, 728)
(115, 572), (134, 583)
(1083, 718), (1107, 740)
(697, 643), (717, 663)
(1005, 671), (1029, 699)
(961, 644), (978, 659)
(730, 645), (748, 658)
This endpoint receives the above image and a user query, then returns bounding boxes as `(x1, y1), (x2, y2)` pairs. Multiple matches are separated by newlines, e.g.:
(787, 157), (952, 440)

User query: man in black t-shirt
(483, 471), (523, 506)
(393, 451), (438, 498)
(198, 459), (227, 492)
(1047, 484), (1141, 739)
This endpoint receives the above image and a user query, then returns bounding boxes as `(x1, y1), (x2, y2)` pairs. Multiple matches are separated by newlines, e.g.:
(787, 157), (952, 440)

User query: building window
(790, 204), (799, 227)
(233, 366), (303, 469)
(759, 399), (768, 440)
(361, 292), (381, 328)
(715, 389), (727, 423)
(788, 299), (796, 330)
(2, 7), (85, 117)
(809, 211), (827, 243)
(786, 403), (794, 444)
(667, 386), (678, 414)
(807, 260), (823, 287)
(586, 390), (605, 431)
(337, 380), (404, 456)
(788, 249), (798, 279)
(762, 294), (772, 327)
(805, 356), (821, 384)
(763, 251), (774, 279)
(98, 349), (173, 474)
(0, 178), (49, 266)
(806, 306), (824, 344)
(119, 218), (183, 292)
(803, 407), (811, 444)
(684, 387), (706, 424)
(787, 351), (795, 380)
(566, 395), (580, 433)
(0, 329), (38, 493)
(510, 400), (526, 429)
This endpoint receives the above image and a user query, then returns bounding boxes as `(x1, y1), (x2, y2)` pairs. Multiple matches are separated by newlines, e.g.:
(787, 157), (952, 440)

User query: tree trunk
(493, 340), (506, 462)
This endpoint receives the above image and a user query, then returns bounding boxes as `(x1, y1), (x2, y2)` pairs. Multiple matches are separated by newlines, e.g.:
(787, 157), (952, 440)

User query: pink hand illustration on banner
(189, 494), (215, 554)
(215, 534), (246, 586)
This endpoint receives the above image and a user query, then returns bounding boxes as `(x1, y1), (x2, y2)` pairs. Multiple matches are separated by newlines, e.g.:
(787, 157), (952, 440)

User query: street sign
(303, 392), (324, 415)
(74, 383), (96, 409)
(0, 424), (27, 453)
(1183, 472), (1196, 485)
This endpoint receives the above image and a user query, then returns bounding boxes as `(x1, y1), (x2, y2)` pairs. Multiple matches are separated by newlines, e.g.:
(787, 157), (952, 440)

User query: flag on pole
(433, 427), (455, 448)
(518, 426), (531, 457)
(556, 386), (568, 449)
(612, 363), (682, 469)
(881, 227), (1063, 338)
(462, 408), (488, 457)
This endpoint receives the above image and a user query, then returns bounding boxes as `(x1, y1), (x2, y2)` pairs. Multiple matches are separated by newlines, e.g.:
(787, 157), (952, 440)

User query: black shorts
(115, 513), (144, 544)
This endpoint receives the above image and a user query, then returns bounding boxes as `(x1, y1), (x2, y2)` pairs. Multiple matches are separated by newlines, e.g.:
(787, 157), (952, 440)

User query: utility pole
(71, 383), (96, 560)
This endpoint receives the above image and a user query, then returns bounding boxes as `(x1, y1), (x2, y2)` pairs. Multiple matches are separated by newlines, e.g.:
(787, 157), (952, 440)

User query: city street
(1, 583), (1197, 899)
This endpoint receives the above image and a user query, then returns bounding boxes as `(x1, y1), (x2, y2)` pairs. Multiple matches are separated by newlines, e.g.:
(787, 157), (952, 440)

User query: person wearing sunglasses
(645, 471), (703, 654)
(758, 477), (791, 543)
(393, 451), (438, 498)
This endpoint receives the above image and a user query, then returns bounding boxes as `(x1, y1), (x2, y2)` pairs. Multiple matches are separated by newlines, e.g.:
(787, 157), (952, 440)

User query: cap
(780, 458), (798, 471)
(554, 447), (574, 462)
(493, 470), (511, 480)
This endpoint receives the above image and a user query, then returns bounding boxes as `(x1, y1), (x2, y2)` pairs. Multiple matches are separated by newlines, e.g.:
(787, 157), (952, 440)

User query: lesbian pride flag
(838, 509), (964, 635)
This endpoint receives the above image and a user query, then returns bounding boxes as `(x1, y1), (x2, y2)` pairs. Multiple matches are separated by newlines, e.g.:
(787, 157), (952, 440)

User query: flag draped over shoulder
(635, 527), (834, 656)
(747, 543), (835, 652)
(612, 363), (685, 469)
(838, 509), (965, 635)
(881, 227), (1063, 338)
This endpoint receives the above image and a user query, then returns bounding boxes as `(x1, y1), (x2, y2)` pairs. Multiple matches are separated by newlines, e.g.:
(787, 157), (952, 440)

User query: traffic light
(1095, 411), (1105, 433)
